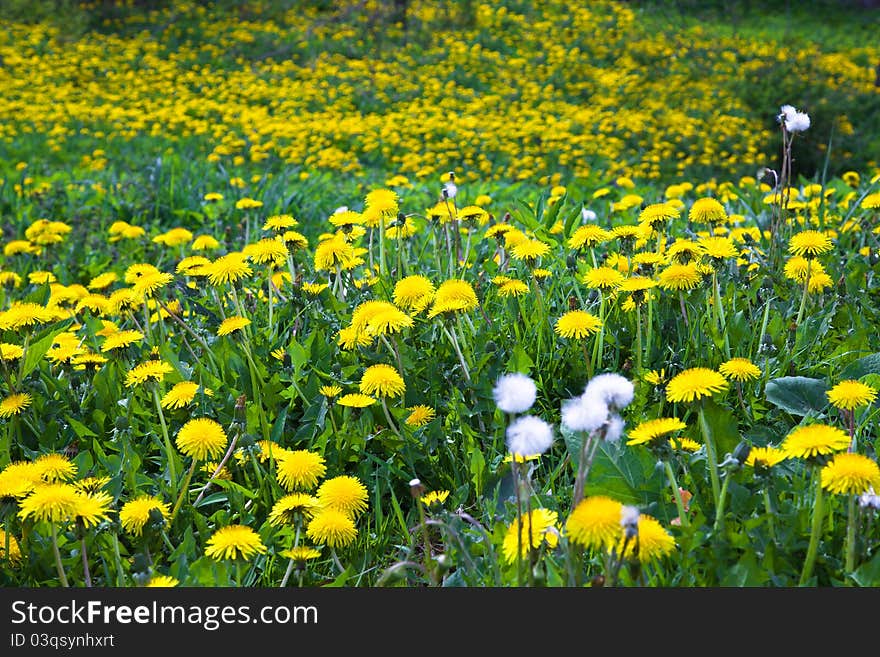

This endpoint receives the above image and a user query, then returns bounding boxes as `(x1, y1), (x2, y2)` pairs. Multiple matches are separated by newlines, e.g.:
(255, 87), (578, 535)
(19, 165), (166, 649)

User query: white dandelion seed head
(620, 505), (640, 530)
(409, 478), (421, 488)
(859, 487), (880, 511)
(506, 415), (554, 458)
(583, 373), (634, 411)
(561, 395), (609, 433)
(442, 181), (458, 199)
(493, 372), (537, 414)
(581, 208), (597, 222)
(779, 104), (810, 133)
(605, 414), (625, 443)
(333, 206), (349, 214)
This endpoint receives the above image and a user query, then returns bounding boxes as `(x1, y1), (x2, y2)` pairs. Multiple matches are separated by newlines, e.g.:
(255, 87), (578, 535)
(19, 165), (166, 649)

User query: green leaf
(700, 399), (741, 456)
(765, 376), (829, 416)
(21, 321), (72, 379)
(68, 417), (98, 439)
(840, 353), (880, 380)
(562, 204), (583, 239)
(194, 492), (228, 508)
(851, 550), (880, 587)
(212, 478), (258, 500)
(720, 553), (768, 586)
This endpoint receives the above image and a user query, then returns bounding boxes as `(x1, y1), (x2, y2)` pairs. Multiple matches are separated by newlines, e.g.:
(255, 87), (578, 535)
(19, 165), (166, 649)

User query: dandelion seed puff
(506, 415), (554, 458)
(779, 104), (810, 133)
(860, 487), (880, 510)
(493, 373), (537, 414)
(583, 373), (634, 411)
(605, 414), (626, 443)
(581, 208), (597, 222)
(561, 395), (608, 433)
(620, 505), (640, 538)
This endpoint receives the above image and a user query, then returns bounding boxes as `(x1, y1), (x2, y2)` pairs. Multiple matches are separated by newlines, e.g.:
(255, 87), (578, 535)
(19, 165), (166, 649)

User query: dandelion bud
(733, 440), (752, 465)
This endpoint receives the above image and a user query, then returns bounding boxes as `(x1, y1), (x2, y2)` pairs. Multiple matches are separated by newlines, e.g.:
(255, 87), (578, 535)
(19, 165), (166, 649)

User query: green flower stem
(512, 459), (524, 587)
(795, 258), (812, 330)
(763, 487), (777, 542)
(50, 522), (69, 588)
(714, 472), (731, 532)
(845, 494), (857, 575)
(635, 303), (643, 373)
(380, 397), (403, 440)
(415, 496), (437, 585)
(81, 536), (92, 588)
(170, 459), (198, 525)
(665, 460), (689, 529)
(379, 215), (388, 278)
(571, 432), (596, 513)
(592, 292), (605, 375)
(698, 404), (722, 511)
(582, 341), (593, 379)
(279, 524), (301, 588)
(241, 341), (271, 441)
(799, 471), (825, 586)
(646, 293), (654, 365)
(151, 386), (177, 491)
(441, 322), (471, 383)
(713, 272), (731, 359)
(678, 290), (689, 329)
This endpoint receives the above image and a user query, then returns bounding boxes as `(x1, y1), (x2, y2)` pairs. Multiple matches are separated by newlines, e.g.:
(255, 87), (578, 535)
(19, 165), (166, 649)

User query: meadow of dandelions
(1, 1), (880, 587)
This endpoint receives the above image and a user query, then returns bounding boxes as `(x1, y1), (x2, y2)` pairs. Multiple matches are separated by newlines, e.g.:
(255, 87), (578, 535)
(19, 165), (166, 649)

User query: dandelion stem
(763, 486), (777, 542)
(442, 323), (471, 383)
(795, 257), (812, 330)
(714, 471), (731, 533)
(151, 386), (177, 491)
(415, 495), (437, 585)
(665, 460), (689, 529)
(698, 405), (722, 511)
(571, 432), (595, 512)
(845, 494), (858, 575)
(279, 524), (301, 588)
(378, 215), (388, 278)
(50, 522), (69, 588)
(170, 459), (198, 525)
(380, 397), (403, 440)
(512, 459), (524, 587)
(80, 530), (92, 587)
(799, 470), (825, 586)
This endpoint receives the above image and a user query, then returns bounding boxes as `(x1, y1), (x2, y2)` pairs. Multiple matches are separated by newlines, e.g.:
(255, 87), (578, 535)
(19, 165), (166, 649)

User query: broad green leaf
(765, 376), (828, 416)
(851, 550), (880, 587)
(68, 417), (98, 439)
(21, 321), (72, 379)
(700, 399), (741, 456)
(841, 353), (880, 380)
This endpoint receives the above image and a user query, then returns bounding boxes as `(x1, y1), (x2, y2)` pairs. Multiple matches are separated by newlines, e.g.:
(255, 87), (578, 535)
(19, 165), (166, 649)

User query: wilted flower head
(583, 373), (634, 411)
(506, 415), (554, 458)
(493, 372), (537, 414)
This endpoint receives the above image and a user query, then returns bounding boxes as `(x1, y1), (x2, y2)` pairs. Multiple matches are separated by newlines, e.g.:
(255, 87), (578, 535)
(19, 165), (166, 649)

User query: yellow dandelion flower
(788, 231), (832, 258)
(306, 509), (357, 548)
(336, 393), (377, 408)
(406, 405), (436, 428)
(718, 358), (761, 382)
(502, 508), (560, 562)
(17, 483), (80, 523)
(217, 316), (251, 336)
(781, 424), (850, 460)
(316, 475), (369, 518)
(554, 310), (602, 339)
(176, 418), (228, 461)
(665, 368), (729, 403)
(566, 496), (624, 551)
(0, 393), (32, 418)
(821, 453), (880, 495)
(276, 450), (327, 491)
(627, 417), (687, 447)
(205, 525), (267, 561)
(32, 453), (77, 482)
(161, 381), (213, 409)
(827, 380), (878, 411)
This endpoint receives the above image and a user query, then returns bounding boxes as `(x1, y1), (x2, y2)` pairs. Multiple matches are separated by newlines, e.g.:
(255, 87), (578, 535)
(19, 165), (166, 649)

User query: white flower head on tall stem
(778, 104), (810, 133)
(442, 172), (457, 200)
(494, 372), (537, 414)
(860, 487), (880, 511)
(605, 414), (625, 443)
(506, 415), (554, 458)
(561, 394), (608, 433)
(583, 373), (634, 412)
(581, 208), (597, 222)
(620, 505), (640, 539)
